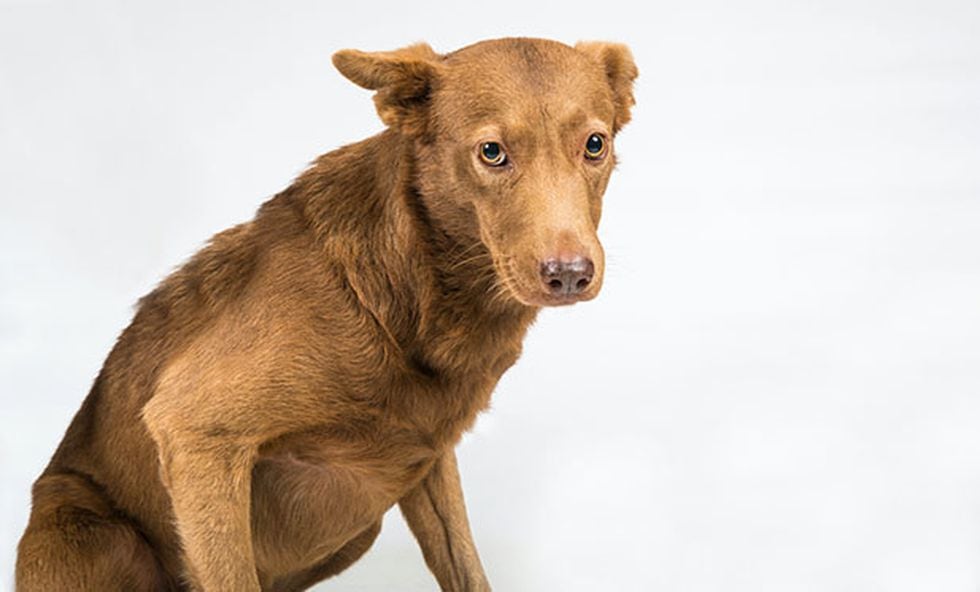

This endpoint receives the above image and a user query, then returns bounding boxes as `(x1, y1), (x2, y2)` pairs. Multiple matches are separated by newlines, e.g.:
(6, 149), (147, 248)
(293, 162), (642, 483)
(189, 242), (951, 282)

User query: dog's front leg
(399, 450), (491, 591)
(145, 416), (261, 592)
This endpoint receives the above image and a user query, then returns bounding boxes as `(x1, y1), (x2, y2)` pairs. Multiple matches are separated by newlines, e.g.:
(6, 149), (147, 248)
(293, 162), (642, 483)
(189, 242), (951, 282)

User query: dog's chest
(257, 371), (499, 493)
(250, 406), (456, 577)
(248, 310), (530, 578)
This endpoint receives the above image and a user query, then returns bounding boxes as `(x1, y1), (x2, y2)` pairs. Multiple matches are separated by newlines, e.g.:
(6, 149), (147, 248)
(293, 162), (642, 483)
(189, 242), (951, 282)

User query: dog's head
(333, 38), (637, 307)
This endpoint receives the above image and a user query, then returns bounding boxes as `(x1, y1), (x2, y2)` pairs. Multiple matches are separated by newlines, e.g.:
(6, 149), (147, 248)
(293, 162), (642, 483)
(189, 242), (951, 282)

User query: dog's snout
(540, 256), (594, 297)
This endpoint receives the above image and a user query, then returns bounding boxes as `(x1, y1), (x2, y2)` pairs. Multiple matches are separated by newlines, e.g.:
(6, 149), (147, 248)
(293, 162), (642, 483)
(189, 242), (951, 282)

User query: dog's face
(333, 38), (637, 307)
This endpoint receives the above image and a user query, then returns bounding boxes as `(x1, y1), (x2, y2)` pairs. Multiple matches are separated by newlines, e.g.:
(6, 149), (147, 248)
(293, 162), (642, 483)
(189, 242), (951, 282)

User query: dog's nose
(540, 257), (594, 296)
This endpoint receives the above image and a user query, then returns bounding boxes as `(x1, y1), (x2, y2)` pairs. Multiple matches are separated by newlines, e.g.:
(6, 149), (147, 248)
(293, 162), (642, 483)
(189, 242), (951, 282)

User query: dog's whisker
(448, 251), (492, 271)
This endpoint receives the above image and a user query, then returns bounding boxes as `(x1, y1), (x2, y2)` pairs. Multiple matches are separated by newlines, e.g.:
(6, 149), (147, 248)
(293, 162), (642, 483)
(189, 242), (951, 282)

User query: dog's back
(18, 131), (389, 586)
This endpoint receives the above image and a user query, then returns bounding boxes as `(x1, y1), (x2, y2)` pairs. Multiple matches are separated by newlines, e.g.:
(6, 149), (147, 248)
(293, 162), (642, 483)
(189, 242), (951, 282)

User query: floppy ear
(575, 41), (638, 134)
(332, 43), (442, 135)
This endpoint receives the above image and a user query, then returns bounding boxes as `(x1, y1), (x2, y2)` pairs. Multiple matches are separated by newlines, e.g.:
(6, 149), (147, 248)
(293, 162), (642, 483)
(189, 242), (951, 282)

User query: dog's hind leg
(16, 471), (175, 592)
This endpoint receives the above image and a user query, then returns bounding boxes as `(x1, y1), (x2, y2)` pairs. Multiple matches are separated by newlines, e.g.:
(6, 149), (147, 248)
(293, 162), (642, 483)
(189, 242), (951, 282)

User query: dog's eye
(584, 133), (607, 160)
(479, 142), (507, 167)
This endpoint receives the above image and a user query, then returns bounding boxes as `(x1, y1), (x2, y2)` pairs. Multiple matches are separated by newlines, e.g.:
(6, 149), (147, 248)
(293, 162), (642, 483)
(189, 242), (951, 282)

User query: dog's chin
(498, 274), (601, 308)
(523, 289), (600, 308)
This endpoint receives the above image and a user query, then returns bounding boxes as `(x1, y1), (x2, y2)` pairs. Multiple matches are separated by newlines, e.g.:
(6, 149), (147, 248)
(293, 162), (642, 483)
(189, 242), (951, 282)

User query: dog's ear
(575, 41), (638, 134)
(332, 43), (442, 135)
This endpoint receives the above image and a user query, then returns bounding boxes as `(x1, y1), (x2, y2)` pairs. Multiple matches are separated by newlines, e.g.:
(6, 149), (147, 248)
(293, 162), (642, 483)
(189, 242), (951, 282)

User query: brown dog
(16, 37), (637, 591)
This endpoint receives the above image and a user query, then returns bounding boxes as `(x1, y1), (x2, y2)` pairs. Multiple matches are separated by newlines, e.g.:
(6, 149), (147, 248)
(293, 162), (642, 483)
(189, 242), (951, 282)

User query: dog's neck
(294, 129), (539, 379)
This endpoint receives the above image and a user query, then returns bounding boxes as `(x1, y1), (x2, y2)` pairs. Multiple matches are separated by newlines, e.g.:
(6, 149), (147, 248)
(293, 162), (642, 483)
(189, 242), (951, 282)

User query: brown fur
(16, 37), (637, 591)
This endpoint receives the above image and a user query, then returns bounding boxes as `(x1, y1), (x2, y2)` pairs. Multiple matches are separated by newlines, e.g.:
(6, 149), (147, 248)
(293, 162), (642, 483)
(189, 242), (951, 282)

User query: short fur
(16, 37), (637, 591)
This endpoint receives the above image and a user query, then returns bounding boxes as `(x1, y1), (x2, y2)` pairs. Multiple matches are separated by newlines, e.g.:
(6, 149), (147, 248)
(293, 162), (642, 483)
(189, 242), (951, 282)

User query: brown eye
(479, 142), (507, 166)
(584, 133), (607, 160)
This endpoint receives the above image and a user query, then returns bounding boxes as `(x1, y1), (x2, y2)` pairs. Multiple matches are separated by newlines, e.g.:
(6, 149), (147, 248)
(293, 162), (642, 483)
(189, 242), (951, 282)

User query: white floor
(2, 1), (979, 590)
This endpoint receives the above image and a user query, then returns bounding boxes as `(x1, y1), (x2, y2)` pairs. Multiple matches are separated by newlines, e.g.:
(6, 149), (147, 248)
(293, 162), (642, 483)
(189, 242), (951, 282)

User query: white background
(2, 1), (979, 590)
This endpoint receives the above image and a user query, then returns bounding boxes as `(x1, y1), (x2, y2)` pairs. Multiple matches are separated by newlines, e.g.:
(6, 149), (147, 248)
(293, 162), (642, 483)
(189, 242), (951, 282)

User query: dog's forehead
(436, 39), (613, 129)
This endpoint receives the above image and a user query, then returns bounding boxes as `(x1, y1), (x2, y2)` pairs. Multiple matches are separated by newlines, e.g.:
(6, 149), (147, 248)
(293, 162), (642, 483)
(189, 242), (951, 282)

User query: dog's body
(16, 38), (636, 591)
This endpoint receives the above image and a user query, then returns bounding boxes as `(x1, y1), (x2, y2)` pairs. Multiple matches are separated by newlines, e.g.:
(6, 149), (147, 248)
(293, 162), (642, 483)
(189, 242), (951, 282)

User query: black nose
(540, 257), (595, 296)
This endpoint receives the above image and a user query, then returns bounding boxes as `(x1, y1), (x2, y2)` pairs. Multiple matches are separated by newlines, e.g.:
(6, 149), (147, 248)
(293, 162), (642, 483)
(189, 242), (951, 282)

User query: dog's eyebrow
(561, 109), (589, 129)
(559, 109), (609, 137)
(471, 123), (532, 146)
(470, 124), (504, 141)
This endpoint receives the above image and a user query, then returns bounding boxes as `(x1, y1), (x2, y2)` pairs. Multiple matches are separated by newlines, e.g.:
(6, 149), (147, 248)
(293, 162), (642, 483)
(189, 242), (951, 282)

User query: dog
(16, 37), (637, 591)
